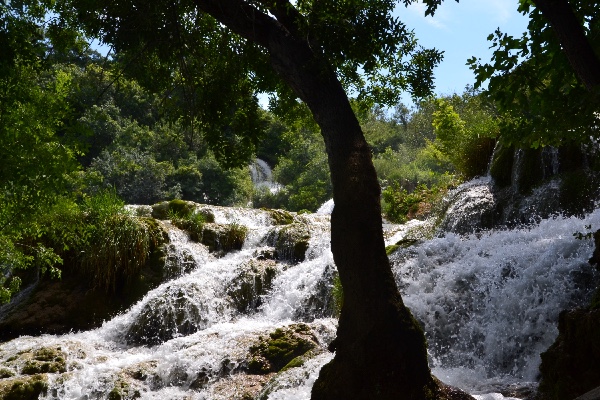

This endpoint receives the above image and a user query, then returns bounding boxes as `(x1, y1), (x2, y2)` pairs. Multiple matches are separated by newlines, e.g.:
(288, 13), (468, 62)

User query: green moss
(21, 347), (67, 375)
(80, 214), (159, 293)
(168, 199), (195, 217)
(0, 367), (15, 378)
(228, 260), (278, 313)
(171, 212), (206, 242)
(0, 374), (48, 400)
(107, 378), (141, 400)
(385, 245), (399, 256)
(248, 324), (317, 374)
(272, 223), (311, 262)
(332, 274), (343, 318)
(280, 355), (305, 372)
(221, 223), (248, 251)
(267, 209), (295, 225)
(200, 223), (248, 253)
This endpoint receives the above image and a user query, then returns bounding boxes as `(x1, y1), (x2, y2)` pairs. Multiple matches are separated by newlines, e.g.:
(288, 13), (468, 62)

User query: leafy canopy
(54, 0), (445, 119)
(467, 0), (600, 147)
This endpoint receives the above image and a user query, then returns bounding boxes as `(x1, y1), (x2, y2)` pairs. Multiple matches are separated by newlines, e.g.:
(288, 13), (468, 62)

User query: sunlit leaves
(467, 0), (600, 146)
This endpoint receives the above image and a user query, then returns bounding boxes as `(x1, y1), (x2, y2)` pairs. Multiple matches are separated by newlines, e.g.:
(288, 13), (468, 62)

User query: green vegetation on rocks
(200, 223), (248, 254)
(20, 347), (67, 375)
(0, 374), (48, 400)
(247, 324), (319, 374)
(267, 222), (311, 263)
(228, 260), (278, 313)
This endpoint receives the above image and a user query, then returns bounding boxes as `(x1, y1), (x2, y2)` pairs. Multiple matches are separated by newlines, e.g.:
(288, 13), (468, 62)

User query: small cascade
(392, 209), (600, 394)
(250, 159), (282, 194)
(0, 195), (598, 399)
(438, 176), (497, 234)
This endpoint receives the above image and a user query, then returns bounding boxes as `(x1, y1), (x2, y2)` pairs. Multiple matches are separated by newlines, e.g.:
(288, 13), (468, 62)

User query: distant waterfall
(250, 159), (281, 194)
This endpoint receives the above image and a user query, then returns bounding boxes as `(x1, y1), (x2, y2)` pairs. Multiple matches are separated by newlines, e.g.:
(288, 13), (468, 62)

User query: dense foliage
(467, 0), (600, 147)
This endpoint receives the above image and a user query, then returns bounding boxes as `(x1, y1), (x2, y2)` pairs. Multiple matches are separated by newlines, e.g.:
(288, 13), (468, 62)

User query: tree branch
(533, 0), (600, 91)
(192, 0), (277, 49)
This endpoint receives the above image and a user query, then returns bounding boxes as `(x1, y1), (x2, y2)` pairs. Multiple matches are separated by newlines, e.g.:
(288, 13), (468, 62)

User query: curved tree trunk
(193, 1), (449, 398)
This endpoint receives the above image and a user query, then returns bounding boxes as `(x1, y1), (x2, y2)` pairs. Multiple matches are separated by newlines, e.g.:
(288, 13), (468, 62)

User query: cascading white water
(1, 190), (598, 399)
(250, 159), (282, 194)
(393, 209), (600, 395)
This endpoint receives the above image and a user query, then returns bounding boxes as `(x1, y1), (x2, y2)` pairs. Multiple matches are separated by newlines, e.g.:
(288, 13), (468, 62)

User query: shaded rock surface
(0, 230), (169, 342)
(439, 144), (600, 235)
(247, 324), (319, 374)
(537, 308), (600, 400)
(227, 259), (278, 313)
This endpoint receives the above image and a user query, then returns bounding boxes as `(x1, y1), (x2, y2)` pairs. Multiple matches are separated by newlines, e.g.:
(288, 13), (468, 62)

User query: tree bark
(193, 0), (442, 398)
(532, 0), (600, 91)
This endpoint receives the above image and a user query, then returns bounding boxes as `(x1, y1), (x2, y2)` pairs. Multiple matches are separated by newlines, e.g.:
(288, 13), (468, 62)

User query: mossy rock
(266, 209), (295, 225)
(201, 223), (248, 254)
(255, 348), (326, 400)
(151, 200), (195, 219)
(0, 367), (16, 378)
(0, 374), (48, 400)
(515, 147), (546, 195)
(294, 264), (338, 321)
(150, 201), (171, 219)
(247, 324), (318, 374)
(385, 244), (400, 256)
(558, 170), (597, 217)
(20, 347), (67, 375)
(107, 378), (141, 400)
(267, 223), (311, 263)
(125, 287), (208, 345)
(167, 199), (195, 217)
(228, 260), (278, 313)
(0, 235), (169, 341)
(537, 308), (600, 400)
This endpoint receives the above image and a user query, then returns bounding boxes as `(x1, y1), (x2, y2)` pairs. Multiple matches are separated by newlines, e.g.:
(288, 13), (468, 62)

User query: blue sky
(397, 0), (529, 103)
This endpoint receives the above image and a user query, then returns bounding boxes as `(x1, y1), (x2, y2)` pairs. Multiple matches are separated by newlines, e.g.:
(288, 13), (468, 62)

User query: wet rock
(201, 223), (248, 254)
(108, 378), (142, 400)
(267, 209), (295, 225)
(537, 308), (600, 400)
(0, 374), (48, 400)
(247, 324), (319, 374)
(228, 259), (278, 313)
(209, 373), (275, 400)
(125, 286), (209, 345)
(265, 223), (311, 263)
(575, 386), (600, 400)
(20, 347), (67, 375)
(294, 264), (338, 321)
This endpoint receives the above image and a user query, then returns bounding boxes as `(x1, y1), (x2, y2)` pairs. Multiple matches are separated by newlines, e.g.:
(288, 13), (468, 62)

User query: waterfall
(250, 159), (281, 194)
(0, 194), (598, 399)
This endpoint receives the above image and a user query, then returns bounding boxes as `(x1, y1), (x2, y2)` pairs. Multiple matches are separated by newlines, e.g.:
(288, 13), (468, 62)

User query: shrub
(169, 208), (206, 242)
(381, 181), (455, 224)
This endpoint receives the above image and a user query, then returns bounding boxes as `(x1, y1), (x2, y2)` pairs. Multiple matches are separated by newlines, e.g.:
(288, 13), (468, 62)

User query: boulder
(200, 223), (247, 254)
(537, 308), (600, 400)
(0, 235), (169, 341)
(265, 223), (311, 263)
(227, 259), (278, 313)
(246, 324), (319, 374)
